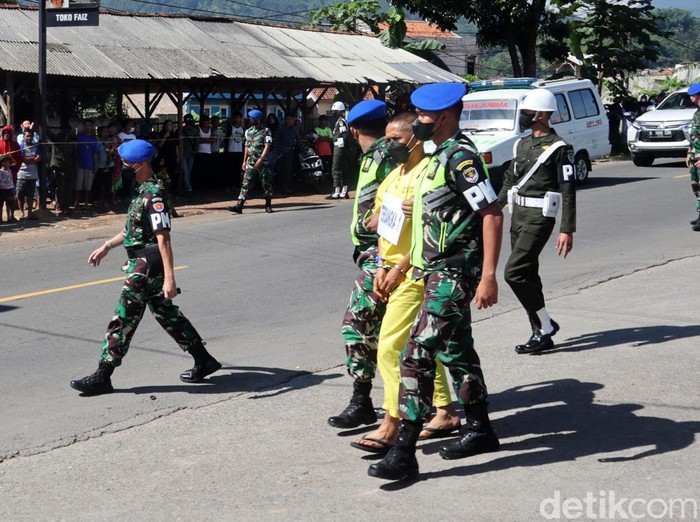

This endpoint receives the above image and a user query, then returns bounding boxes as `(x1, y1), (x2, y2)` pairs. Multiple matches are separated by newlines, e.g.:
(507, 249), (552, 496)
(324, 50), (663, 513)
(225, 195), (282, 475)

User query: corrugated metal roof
(0, 6), (464, 85)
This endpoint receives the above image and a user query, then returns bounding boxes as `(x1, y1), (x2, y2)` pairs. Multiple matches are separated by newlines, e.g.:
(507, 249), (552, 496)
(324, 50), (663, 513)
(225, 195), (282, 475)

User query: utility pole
(38, 0), (48, 210)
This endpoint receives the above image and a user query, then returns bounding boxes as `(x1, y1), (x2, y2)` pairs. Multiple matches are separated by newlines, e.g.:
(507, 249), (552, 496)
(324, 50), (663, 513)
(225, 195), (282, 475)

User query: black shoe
(515, 331), (555, 354)
(180, 358), (222, 383)
(550, 319), (560, 337)
(228, 201), (244, 214)
(70, 361), (115, 396)
(691, 216), (700, 225)
(325, 193), (340, 200)
(368, 446), (419, 480)
(693, 222), (700, 232)
(328, 401), (377, 429)
(439, 428), (500, 460)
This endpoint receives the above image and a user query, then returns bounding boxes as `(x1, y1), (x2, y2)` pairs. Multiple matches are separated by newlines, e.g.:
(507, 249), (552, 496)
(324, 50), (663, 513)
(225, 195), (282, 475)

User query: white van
(459, 78), (611, 188)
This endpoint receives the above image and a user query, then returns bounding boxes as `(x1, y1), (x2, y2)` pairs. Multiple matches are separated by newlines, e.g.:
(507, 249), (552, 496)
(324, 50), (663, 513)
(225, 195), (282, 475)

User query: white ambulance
(459, 77), (611, 188)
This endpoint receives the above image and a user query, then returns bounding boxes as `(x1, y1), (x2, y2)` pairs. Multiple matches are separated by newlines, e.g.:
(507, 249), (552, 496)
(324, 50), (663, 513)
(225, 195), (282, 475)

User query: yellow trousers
(377, 277), (452, 418)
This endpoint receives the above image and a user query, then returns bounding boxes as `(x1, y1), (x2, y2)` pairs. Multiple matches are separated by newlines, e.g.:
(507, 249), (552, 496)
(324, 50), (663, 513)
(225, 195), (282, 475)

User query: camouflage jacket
(351, 137), (395, 250)
(411, 131), (498, 276)
(123, 176), (171, 248)
(690, 108), (700, 160)
(244, 125), (273, 166)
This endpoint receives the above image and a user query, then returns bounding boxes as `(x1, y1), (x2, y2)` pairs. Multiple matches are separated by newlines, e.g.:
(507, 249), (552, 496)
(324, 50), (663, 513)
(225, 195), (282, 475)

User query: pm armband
(463, 179), (498, 211)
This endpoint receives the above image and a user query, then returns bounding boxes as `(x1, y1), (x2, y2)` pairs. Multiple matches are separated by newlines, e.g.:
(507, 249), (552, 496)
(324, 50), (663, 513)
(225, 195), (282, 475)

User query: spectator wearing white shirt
(225, 112), (245, 191)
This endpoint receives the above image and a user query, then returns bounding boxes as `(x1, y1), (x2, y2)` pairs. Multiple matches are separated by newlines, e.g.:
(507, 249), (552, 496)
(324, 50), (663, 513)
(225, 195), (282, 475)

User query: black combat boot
(228, 199), (244, 214)
(180, 342), (222, 383)
(70, 360), (115, 396)
(327, 380), (377, 428)
(439, 403), (500, 460)
(368, 420), (421, 480)
(515, 317), (559, 354)
(265, 196), (273, 213)
(691, 214), (700, 226)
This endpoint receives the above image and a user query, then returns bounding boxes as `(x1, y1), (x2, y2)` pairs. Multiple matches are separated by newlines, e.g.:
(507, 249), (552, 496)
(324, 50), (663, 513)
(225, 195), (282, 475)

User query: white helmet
(331, 101), (346, 112)
(520, 89), (558, 112)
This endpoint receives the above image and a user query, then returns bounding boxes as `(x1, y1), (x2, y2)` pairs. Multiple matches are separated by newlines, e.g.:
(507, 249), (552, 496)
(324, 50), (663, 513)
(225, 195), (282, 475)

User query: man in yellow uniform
(369, 82), (503, 481)
(349, 113), (459, 454)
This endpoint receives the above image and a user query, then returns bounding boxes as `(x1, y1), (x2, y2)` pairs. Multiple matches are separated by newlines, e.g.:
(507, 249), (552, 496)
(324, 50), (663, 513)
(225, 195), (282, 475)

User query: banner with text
(46, 0), (100, 27)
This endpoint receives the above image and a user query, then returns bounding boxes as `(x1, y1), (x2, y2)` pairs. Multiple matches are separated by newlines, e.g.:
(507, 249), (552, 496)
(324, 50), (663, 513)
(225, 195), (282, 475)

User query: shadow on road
(578, 176), (657, 190)
(381, 379), (699, 489)
(122, 367), (343, 398)
(547, 325), (700, 352)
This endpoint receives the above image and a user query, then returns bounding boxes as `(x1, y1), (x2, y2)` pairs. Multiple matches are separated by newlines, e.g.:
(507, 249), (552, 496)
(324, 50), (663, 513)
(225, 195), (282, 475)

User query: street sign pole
(38, 0), (48, 210)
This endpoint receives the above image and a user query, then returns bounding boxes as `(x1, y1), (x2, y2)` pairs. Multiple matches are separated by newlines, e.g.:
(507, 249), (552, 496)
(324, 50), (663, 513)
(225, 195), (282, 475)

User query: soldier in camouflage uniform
(70, 140), (220, 396)
(327, 100), (395, 429)
(229, 109), (274, 214)
(369, 83), (503, 481)
(686, 84), (700, 230)
(498, 89), (576, 355)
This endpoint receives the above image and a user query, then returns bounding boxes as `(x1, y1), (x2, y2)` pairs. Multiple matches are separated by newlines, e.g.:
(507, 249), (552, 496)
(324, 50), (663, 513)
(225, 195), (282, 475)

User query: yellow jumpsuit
(375, 158), (452, 418)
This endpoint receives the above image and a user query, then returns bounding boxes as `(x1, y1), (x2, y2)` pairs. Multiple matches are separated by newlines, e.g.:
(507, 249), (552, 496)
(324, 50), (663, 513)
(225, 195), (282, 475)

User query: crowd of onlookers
(0, 110), (346, 225)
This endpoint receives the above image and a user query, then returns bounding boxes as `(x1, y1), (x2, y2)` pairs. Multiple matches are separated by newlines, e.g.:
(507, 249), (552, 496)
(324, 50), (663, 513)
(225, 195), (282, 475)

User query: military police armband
(463, 179), (498, 211)
(558, 147), (576, 183)
(148, 199), (171, 232)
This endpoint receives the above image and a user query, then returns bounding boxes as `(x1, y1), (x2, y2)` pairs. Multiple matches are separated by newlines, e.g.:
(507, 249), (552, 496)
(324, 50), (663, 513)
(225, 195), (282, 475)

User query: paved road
(0, 159), (698, 520)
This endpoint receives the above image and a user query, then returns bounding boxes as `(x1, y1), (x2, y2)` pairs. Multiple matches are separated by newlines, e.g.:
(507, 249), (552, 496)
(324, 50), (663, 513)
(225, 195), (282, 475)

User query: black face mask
(121, 165), (136, 178)
(412, 118), (435, 142)
(519, 111), (538, 132)
(386, 140), (410, 165)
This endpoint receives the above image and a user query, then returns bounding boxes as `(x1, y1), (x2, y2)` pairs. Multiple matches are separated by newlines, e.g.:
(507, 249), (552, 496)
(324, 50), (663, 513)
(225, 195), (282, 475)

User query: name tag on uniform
(377, 192), (405, 246)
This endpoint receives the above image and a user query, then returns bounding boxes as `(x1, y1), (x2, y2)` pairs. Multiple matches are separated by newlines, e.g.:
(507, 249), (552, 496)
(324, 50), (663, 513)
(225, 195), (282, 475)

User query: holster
(126, 243), (162, 275)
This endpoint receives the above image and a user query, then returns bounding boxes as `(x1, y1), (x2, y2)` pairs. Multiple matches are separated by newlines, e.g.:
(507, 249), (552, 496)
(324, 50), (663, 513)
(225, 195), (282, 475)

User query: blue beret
(248, 109), (263, 120)
(411, 83), (467, 111)
(688, 83), (700, 96)
(118, 139), (155, 163)
(347, 100), (386, 126)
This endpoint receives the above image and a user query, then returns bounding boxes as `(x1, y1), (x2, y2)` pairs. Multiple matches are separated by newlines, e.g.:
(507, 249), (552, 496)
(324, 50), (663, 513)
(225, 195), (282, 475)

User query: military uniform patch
(153, 202), (165, 212)
(463, 166), (479, 183)
(427, 159), (441, 180)
(361, 156), (373, 172)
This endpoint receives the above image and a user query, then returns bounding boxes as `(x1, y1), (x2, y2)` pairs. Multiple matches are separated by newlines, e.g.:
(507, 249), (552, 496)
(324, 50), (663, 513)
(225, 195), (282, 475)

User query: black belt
(126, 244), (159, 260)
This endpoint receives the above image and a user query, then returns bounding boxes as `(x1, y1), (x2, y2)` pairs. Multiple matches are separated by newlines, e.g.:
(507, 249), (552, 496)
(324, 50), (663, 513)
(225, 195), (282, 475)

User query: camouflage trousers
(238, 164), (272, 200)
(341, 249), (387, 380)
(399, 269), (487, 422)
(101, 258), (203, 366)
(691, 163), (700, 210)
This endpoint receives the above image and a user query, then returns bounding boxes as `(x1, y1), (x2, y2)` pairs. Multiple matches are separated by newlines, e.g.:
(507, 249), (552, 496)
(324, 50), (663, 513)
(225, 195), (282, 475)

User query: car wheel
(632, 153), (654, 167)
(574, 152), (589, 182)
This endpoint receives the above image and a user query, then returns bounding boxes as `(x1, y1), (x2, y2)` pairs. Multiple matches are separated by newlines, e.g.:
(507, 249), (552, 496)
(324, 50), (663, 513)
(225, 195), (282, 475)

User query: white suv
(626, 87), (695, 166)
(459, 77), (611, 188)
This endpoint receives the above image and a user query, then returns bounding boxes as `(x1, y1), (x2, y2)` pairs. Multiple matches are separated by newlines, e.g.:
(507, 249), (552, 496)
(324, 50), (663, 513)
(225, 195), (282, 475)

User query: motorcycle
(297, 136), (325, 190)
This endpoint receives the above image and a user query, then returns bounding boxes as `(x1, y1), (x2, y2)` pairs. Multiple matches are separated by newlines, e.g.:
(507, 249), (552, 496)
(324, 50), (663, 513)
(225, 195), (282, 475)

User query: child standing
(0, 155), (15, 222)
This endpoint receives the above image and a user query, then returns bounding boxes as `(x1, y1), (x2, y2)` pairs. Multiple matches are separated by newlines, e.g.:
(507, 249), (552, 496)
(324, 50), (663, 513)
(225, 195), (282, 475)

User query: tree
(390, 0), (574, 77)
(652, 8), (700, 67)
(304, 0), (388, 33)
(569, 0), (664, 93)
(306, 3), (448, 69)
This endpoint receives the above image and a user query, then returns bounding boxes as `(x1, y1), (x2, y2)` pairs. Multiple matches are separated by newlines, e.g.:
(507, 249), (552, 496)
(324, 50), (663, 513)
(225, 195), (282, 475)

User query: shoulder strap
(512, 138), (521, 159)
(514, 140), (567, 191)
